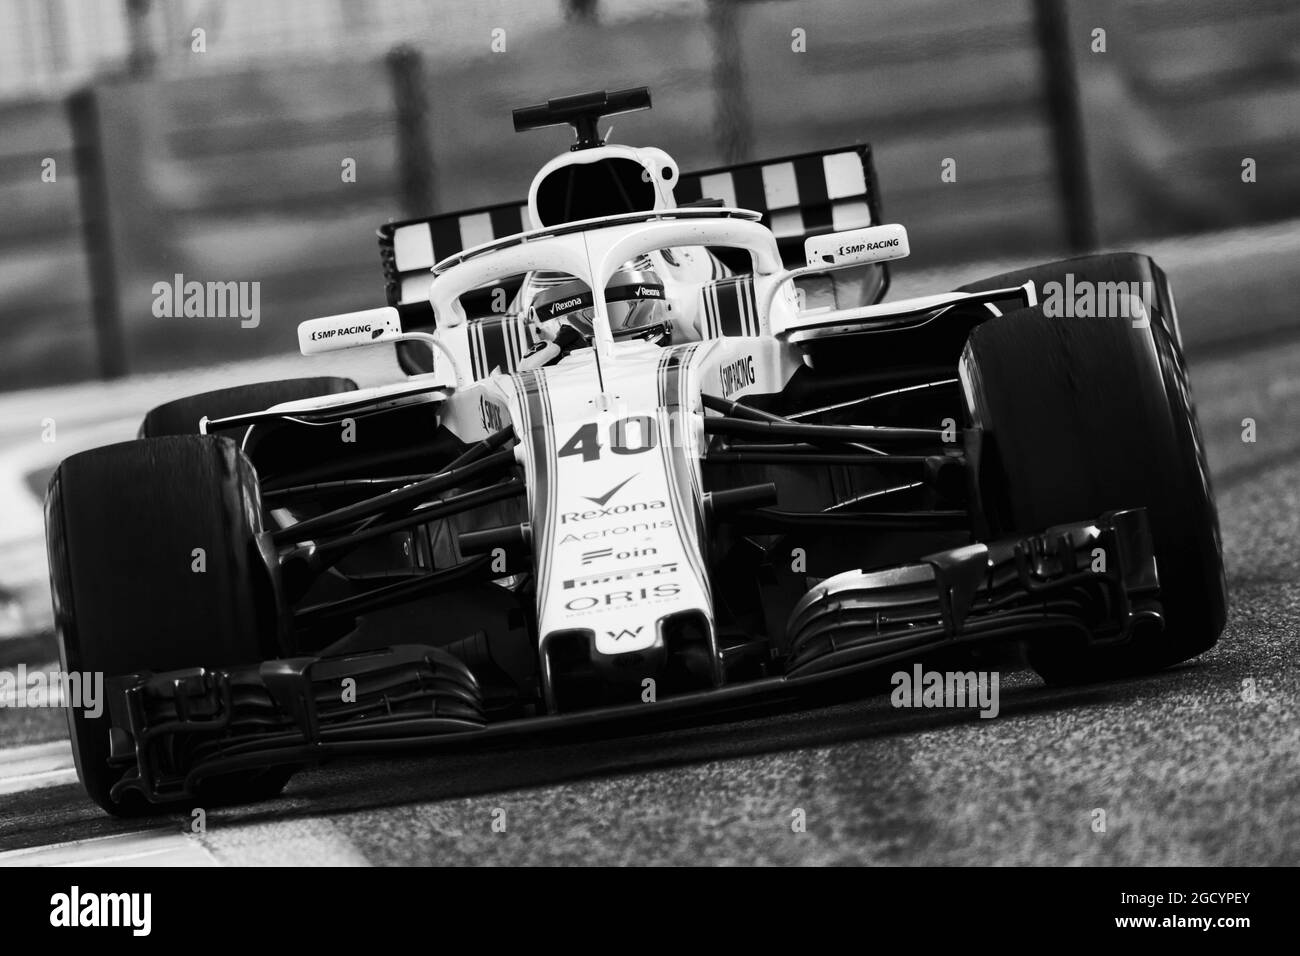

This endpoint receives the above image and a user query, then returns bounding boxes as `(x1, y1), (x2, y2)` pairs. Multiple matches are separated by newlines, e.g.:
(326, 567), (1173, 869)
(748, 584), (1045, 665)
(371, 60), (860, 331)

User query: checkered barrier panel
(376, 144), (883, 307)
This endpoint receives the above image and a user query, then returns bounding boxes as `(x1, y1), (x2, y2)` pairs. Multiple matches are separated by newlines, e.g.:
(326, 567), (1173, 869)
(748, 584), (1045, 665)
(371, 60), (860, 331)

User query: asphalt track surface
(1, 247), (1298, 865)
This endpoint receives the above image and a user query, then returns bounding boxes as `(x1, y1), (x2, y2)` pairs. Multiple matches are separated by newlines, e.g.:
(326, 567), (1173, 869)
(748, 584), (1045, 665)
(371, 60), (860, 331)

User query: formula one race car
(47, 88), (1226, 814)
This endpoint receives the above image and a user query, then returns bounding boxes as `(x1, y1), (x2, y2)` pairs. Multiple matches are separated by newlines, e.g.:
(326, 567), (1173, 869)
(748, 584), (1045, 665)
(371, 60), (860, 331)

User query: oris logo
(564, 582), (681, 611)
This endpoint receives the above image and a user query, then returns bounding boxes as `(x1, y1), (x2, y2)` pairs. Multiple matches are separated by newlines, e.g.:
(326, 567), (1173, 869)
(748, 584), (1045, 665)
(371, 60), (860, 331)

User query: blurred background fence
(0, 0), (1297, 390)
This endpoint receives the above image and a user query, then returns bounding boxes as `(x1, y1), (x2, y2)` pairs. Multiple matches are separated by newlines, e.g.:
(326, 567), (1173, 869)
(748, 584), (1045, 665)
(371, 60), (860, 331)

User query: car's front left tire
(139, 376), (357, 437)
(47, 435), (288, 814)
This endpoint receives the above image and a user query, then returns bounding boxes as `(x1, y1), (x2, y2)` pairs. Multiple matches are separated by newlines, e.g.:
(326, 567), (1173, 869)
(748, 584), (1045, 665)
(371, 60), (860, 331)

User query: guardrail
(0, 0), (1295, 388)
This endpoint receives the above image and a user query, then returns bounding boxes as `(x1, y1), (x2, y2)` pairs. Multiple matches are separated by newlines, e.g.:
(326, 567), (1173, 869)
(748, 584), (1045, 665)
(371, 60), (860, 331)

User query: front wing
(100, 508), (1159, 806)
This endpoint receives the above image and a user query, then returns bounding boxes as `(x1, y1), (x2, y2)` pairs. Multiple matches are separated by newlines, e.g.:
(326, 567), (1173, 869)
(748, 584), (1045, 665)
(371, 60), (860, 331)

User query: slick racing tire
(957, 252), (1185, 349)
(139, 376), (357, 437)
(960, 261), (1226, 685)
(139, 376), (366, 649)
(46, 435), (288, 815)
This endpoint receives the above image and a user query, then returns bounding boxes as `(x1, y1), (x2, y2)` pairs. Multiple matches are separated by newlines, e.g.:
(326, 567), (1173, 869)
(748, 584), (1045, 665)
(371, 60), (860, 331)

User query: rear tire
(47, 435), (287, 814)
(139, 377), (357, 437)
(960, 257), (1226, 684)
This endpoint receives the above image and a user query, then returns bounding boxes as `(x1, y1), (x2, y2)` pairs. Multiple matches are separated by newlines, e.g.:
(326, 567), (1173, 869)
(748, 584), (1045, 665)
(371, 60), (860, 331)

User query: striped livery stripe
(655, 345), (710, 604)
(515, 369), (558, 623)
(467, 314), (542, 379)
(699, 274), (759, 338)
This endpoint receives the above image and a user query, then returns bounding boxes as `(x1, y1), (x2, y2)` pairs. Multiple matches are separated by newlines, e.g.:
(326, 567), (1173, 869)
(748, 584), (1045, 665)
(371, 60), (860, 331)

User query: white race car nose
(509, 343), (719, 710)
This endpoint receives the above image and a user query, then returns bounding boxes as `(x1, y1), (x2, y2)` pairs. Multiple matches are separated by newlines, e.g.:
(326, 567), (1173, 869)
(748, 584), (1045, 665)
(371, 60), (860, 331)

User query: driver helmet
(528, 268), (670, 343)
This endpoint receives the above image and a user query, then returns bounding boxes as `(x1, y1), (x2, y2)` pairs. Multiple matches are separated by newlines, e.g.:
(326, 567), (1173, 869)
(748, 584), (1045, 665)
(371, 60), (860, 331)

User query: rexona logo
(635, 285), (663, 298)
(560, 500), (666, 524)
(559, 519), (674, 544)
(310, 324), (371, 341)
(550, 296), (585, 316)
(718, 354), (756, 396)
(565, 582), (680, 611)
(839, 238), (899, 256)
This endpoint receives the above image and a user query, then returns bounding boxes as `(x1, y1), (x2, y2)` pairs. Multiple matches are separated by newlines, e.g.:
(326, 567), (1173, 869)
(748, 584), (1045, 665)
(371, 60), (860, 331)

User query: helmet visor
(530, 270), (667, 338)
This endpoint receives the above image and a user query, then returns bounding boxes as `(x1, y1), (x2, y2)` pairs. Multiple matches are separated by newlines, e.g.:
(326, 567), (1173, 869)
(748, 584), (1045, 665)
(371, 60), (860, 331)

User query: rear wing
(376, 144), (886, 307)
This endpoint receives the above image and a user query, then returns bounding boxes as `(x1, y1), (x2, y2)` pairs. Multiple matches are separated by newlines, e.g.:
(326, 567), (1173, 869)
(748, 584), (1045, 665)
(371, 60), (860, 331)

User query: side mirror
(297, 305), (464, 387)
(804, 223), (909, 268)
(297, 307), (404, 355)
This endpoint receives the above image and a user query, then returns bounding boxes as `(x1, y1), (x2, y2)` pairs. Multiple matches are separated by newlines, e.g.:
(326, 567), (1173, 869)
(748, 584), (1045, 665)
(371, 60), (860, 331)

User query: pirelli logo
(562, 561), (679, 590)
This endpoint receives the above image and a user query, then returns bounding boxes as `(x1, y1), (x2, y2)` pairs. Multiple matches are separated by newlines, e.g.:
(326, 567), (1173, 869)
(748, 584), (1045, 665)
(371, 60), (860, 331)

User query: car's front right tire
(960, 261), (1226, 684)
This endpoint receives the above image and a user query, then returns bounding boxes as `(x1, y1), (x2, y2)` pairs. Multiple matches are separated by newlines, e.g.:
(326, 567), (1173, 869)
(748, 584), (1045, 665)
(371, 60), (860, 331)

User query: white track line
(0, 416), (141, 638)
(0, 814), (370, 867)
(0, 740), (77, 795)
(200, 818), (371, 867)
(0, 739), (369, 866)
(0, 830), (218, 867)
(1, 818), (370, 868)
